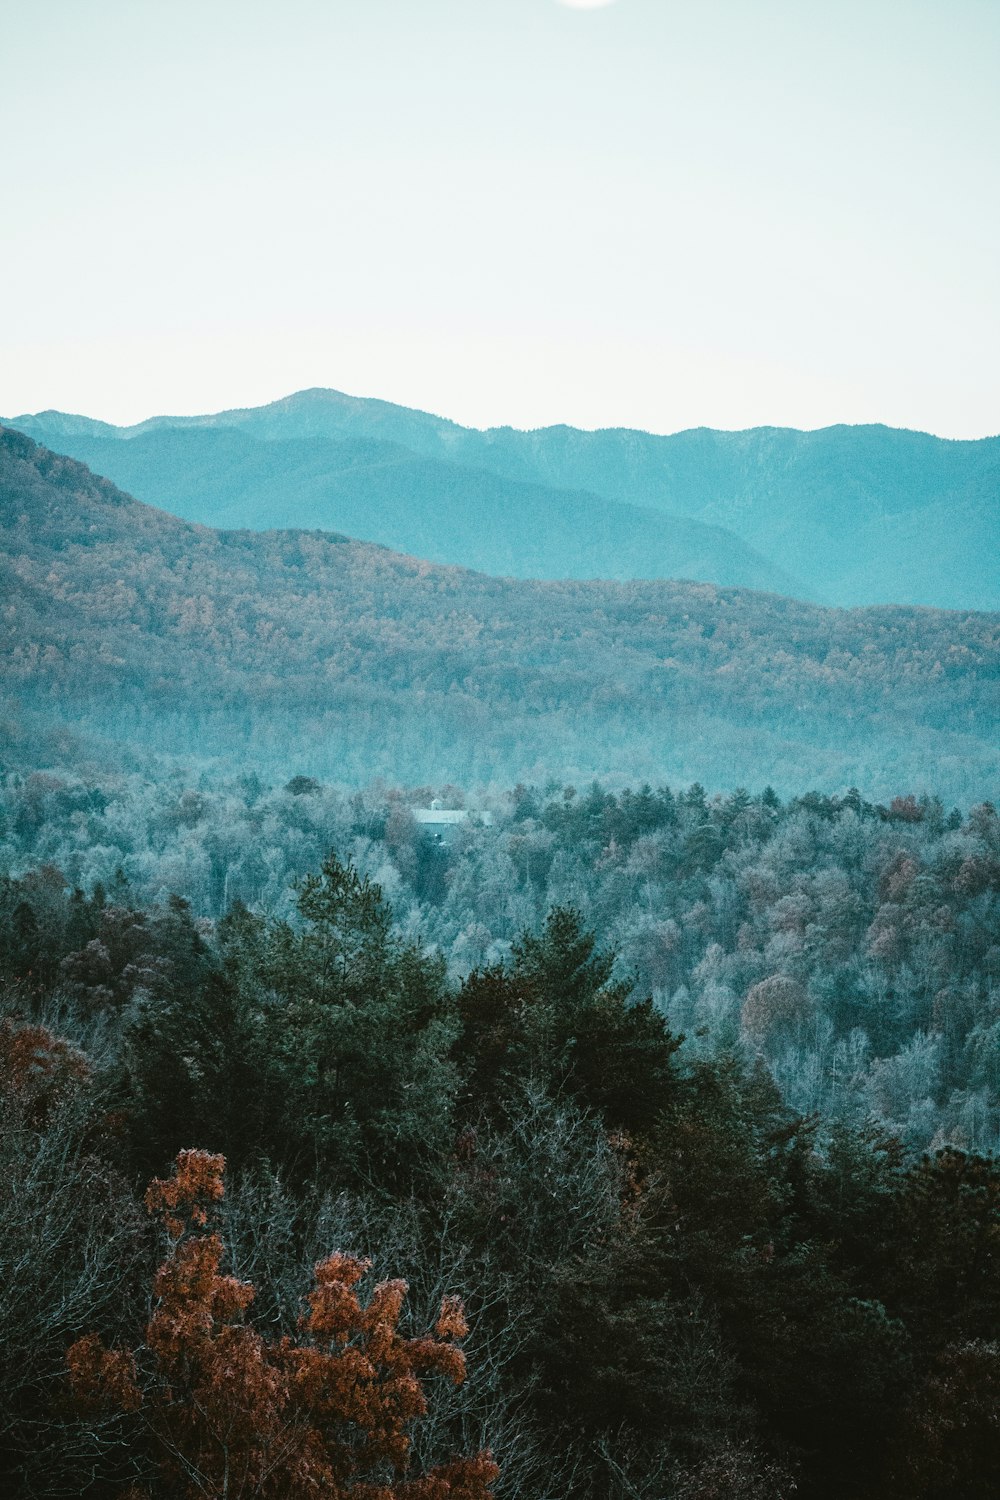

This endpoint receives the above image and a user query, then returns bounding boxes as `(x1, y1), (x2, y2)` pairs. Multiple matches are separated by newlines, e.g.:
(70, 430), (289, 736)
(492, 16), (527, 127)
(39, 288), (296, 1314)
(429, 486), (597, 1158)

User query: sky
(2, 0), (998, 437)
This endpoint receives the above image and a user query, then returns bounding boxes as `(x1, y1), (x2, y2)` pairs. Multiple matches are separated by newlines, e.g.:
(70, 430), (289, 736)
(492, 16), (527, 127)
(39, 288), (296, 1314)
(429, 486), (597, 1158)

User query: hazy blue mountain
(8, 424), (797, 591)
(3, 427), (998, 802)
(7, 409), (123, 442)
(10, 388), (999, 607)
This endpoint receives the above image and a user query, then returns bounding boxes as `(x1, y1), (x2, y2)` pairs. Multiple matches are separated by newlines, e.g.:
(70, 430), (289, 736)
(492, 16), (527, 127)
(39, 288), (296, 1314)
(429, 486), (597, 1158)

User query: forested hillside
(7, 0), (998, 1492)
(3, 769), (999, 1155)
(3, 427), (998, 801)
(12, 388), (999, 609)
(3, 781), (999, 1498)
(13, 425), (798, 594)
(3, 428), (999, 1500)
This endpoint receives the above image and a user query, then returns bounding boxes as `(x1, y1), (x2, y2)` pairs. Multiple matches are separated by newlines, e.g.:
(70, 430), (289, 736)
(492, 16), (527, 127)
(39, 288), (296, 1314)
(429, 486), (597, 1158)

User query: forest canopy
(2, 803), (999, 1498)
(2, 428), (999, 1500)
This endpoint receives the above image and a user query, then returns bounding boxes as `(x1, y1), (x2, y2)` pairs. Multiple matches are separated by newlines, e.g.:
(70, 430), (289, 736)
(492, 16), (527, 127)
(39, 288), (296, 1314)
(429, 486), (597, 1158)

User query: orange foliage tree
(0, 1015), (91, 1121)
(67, 1149), (498, 1500)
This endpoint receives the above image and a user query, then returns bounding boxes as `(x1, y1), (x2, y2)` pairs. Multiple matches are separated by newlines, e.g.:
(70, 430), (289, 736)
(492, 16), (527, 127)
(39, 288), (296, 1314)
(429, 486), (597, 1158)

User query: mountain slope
(12, 424), (797, 592)
(495, 421), (1000, 610)
(15, 388), (995, 608)
(2, 427), (997, 801)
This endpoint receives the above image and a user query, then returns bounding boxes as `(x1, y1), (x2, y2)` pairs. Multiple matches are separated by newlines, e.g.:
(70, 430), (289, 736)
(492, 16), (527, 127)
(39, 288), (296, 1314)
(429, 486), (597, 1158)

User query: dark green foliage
(221, 853), (459, 1187)
(889, 1340), (1000, 1500)
(510, 907), (683, 1130)
(121, 965), (252, 1174)
(455, 908), (682, 1134)
(1, 798), (998, 1498)
(884, 1148), (1000, 1354)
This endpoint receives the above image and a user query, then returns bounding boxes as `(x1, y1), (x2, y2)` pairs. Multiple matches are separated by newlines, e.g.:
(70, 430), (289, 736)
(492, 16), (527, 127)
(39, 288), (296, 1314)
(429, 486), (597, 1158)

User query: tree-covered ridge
(3, 770), (998, 1156)
(11, 424), (799, 596)
(1, 829), (998, 1499)
(11, 388), (1000, 609)
(2, 427), (998, 799)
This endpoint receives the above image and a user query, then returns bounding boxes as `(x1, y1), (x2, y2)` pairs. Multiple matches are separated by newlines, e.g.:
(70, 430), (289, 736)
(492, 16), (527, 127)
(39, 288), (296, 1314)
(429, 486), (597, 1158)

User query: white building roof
(413, 809), (472, 825)
(412, 808), (492, 826)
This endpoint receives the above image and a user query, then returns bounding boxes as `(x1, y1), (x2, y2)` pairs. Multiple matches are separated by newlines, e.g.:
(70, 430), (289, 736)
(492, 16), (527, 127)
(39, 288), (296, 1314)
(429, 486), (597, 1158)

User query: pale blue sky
(2, 0), (998, 435)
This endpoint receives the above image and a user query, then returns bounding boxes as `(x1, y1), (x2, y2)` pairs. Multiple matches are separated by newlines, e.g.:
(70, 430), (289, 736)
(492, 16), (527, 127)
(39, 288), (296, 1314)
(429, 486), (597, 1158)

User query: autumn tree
(741, 974), (814, 1053)
(68, 1148), (498, 1499)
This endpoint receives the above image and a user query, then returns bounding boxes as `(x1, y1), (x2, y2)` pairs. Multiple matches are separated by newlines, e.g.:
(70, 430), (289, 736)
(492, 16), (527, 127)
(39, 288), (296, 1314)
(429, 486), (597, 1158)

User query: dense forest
(3, 420), (999, 1499)
(7, 0), (999, 1486)
(3, 427), (998, 799)
(4, 769), (999, 1156)
(2, 773), (999, 1498)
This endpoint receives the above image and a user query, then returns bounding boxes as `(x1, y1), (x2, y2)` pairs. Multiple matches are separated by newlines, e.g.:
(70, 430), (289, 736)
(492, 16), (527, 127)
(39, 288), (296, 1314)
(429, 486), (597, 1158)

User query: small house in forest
(412, 800), (492, 847)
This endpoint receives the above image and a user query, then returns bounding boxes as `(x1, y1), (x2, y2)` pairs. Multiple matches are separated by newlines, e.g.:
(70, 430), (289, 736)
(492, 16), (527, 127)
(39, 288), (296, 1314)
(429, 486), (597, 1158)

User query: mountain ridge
(9, 389), (998, 609)
(31, 423), (799, 592)
(14, 387), (998, 445)
(3, 426), (997, 801)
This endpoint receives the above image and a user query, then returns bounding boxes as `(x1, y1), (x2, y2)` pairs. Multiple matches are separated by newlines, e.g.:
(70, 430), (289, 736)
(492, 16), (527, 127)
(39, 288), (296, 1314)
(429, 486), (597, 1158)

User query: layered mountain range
(3, 426), (997, 800)
(10, 389), (1000, 609)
